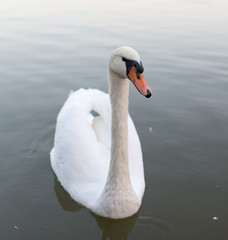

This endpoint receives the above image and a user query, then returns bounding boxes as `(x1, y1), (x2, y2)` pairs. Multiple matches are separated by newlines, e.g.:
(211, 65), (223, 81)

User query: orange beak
(128, 66), (152, 98)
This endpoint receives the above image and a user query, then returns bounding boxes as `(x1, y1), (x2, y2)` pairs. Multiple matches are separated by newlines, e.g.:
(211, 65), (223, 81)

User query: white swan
(50, 46), (152, 219)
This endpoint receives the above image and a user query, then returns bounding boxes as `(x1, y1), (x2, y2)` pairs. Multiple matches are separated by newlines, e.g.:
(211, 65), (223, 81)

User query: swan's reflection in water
(94, 214), (137, 240)
(54, 178), (179, 240)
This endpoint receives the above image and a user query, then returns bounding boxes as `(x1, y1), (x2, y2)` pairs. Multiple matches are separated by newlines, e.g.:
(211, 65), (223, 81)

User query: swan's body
(50, 47), (151, 219)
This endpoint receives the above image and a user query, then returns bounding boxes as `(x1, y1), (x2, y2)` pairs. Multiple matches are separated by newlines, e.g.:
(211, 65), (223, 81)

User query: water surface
(1, 0), (228, 239)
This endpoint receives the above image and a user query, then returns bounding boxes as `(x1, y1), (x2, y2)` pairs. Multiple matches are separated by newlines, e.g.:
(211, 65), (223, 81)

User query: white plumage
(50, 47), (151, 219)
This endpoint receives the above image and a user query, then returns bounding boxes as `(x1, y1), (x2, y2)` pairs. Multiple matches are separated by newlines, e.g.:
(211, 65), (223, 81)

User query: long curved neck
(93, 67), (140, 218)
(106, 68), (132, 189)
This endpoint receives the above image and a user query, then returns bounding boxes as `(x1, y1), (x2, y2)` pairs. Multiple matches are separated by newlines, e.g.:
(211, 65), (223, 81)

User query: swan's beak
(128, 66), (152, 98)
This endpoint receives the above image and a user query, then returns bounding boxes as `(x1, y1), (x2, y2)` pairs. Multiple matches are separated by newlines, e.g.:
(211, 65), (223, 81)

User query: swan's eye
(136, 70), (140, 79)
(122, 57), (144, 77)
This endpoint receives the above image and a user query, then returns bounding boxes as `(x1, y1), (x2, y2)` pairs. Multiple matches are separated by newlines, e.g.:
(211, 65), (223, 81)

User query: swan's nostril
(145, 89), (152, 98)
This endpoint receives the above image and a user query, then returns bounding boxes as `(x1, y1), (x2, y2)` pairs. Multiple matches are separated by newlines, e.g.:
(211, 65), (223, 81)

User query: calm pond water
(0, 0), (228, 239)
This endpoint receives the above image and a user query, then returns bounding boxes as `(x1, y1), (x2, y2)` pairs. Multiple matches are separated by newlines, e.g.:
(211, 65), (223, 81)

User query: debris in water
(213, 216), (218, 221)
(149, 126), (152, 133)
(14, 226), (20, 230)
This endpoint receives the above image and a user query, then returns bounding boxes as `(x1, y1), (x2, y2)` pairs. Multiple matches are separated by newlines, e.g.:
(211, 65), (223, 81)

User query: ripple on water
(128, 214), (179, 240)
(27, 125), (54, 156)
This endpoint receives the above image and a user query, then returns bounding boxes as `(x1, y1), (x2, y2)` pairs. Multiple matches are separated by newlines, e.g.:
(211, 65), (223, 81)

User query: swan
(50, 46), (152, 219)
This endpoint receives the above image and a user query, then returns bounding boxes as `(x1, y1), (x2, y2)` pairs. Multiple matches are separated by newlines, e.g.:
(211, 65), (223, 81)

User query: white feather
(50, 47), (147, 219)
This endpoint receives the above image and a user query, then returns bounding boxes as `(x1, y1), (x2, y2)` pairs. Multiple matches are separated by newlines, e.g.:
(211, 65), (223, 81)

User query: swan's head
(109, 46), (152, 98)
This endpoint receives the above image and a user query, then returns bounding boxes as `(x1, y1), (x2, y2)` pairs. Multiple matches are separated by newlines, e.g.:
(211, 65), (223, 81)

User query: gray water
(0, 0), (228, 239)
